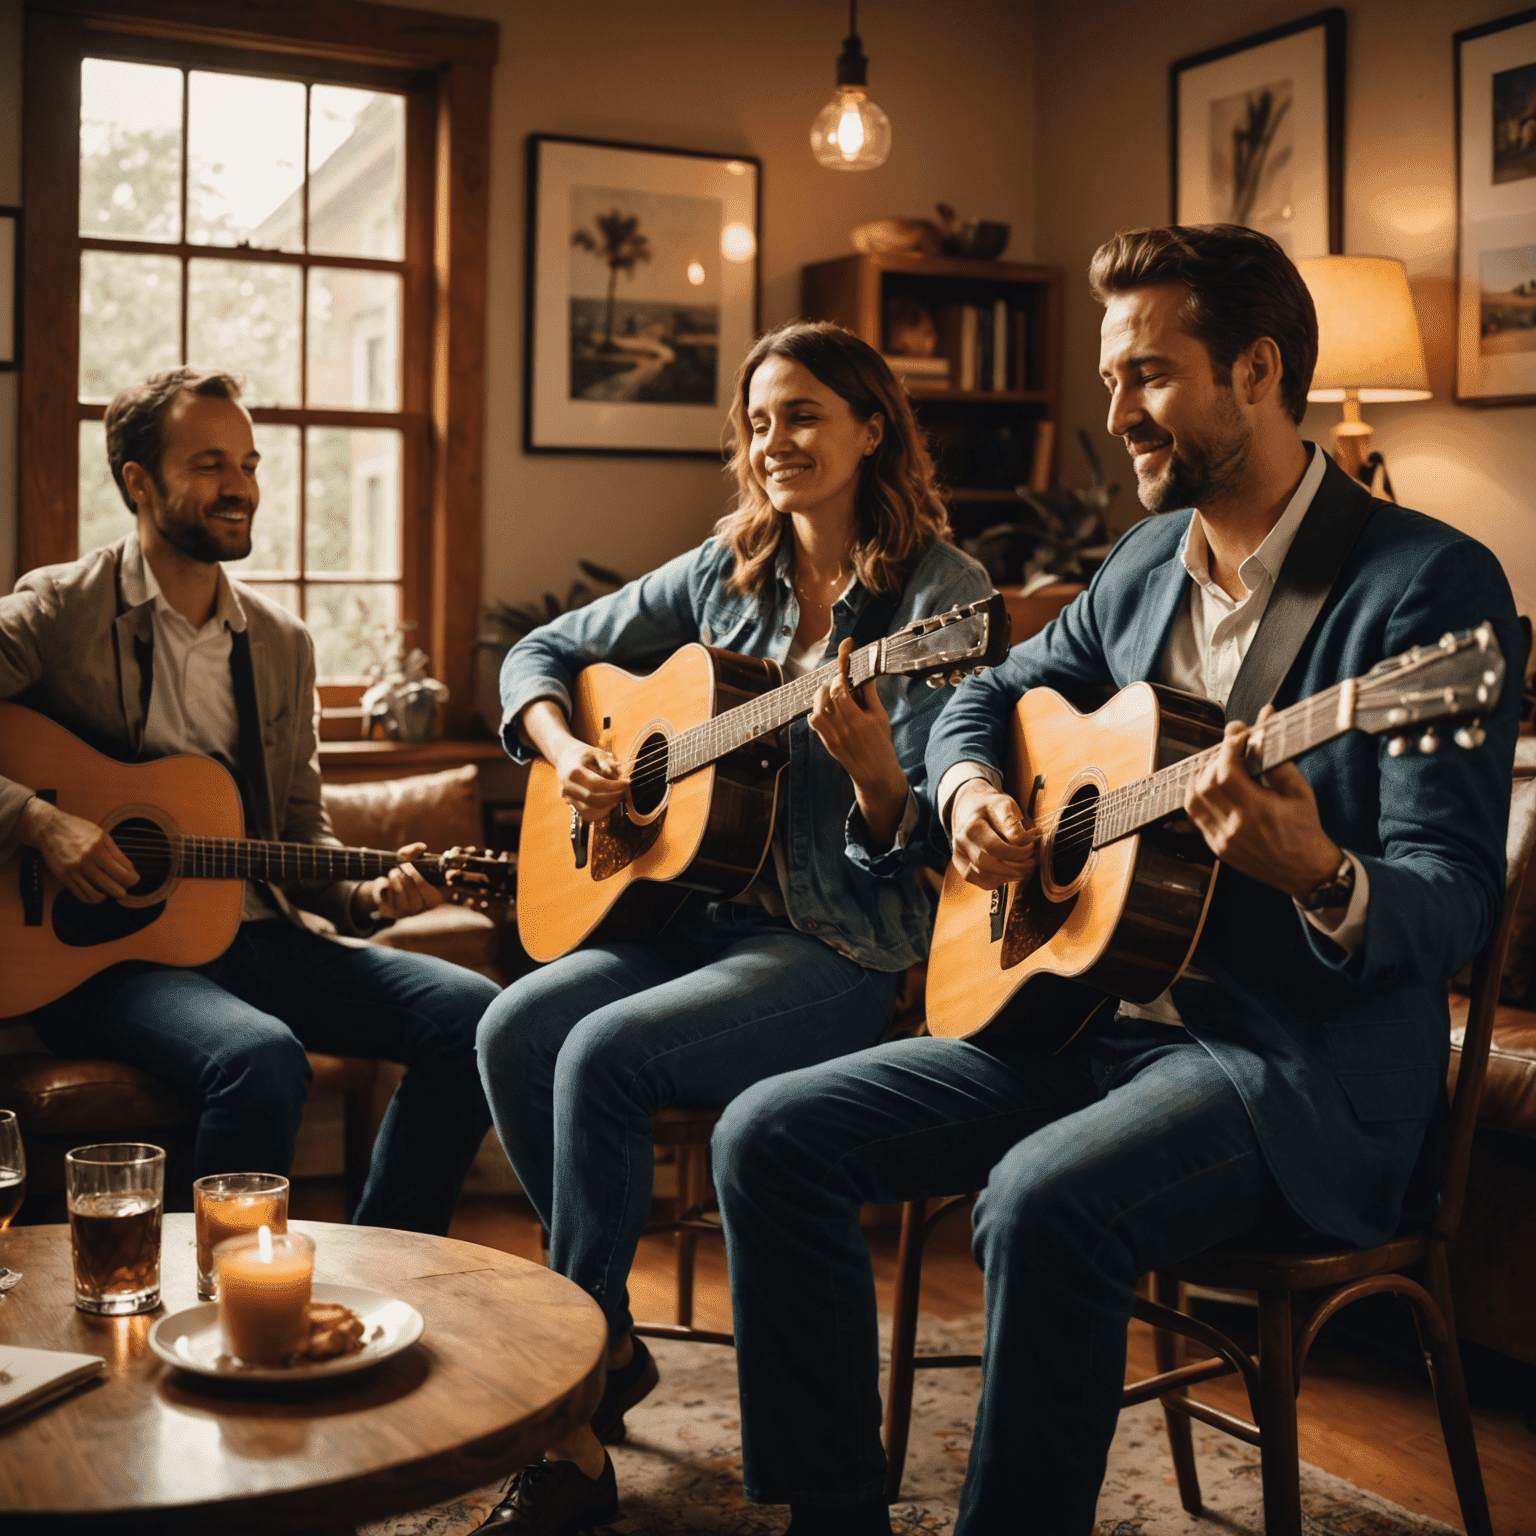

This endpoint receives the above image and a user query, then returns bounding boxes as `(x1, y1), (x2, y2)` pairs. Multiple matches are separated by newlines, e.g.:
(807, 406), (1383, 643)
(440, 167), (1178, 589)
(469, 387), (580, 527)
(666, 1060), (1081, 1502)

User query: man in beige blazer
(0, 367), (497, 1233)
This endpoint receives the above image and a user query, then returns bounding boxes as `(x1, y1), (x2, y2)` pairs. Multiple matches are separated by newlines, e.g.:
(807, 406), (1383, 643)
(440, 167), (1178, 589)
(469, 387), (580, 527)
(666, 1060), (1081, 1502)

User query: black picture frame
(1453, 7), (1536, 407)
(0, 206), (19, 370)
(1170, 9), (1345, 258)
(523, 133), (762, 458)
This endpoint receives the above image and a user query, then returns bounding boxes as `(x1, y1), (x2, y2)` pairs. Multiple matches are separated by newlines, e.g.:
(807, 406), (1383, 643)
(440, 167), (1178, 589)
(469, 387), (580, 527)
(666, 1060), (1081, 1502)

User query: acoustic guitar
(0, 701), (515, 1018)
(516, 594), (1011, 962)
(924, 622), (1507, 1053)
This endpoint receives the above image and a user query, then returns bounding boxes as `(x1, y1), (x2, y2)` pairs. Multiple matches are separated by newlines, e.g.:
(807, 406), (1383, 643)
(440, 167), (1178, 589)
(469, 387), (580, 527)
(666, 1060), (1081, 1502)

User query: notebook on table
(0, 1345), (107, 1426)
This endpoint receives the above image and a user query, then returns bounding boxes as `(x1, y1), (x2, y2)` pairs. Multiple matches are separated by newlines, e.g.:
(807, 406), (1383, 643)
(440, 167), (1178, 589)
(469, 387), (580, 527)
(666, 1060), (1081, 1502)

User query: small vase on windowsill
(360, 624), (450, 743)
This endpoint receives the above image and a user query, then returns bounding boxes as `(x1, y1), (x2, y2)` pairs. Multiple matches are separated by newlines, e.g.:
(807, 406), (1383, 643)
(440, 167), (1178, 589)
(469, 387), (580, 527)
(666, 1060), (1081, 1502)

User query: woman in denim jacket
(477, 323), (991, 1533)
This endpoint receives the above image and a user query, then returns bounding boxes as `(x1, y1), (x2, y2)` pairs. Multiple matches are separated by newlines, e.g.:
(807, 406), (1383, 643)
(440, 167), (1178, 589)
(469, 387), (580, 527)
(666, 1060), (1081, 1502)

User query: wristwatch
(1298, 854), (1355, 912)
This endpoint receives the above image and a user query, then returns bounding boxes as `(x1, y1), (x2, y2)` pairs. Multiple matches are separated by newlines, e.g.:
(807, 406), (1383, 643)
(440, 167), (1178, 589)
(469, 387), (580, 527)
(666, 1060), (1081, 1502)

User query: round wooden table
(0, 1215), (607, 1534)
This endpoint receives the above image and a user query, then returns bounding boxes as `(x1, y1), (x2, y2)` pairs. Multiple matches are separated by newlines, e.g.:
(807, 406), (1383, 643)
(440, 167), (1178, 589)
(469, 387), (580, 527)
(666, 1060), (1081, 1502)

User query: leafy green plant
(476, 560), (627, 665)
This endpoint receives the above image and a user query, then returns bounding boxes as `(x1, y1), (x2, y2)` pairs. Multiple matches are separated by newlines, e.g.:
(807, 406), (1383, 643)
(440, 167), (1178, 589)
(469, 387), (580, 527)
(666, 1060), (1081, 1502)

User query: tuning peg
(1454, 722), (1486, 750)
(948, 670), (966, 686)
(972, 665), (987, 676)
(1419, 728), (1441, 754)
(926, 674), (947, 689)
(1387, 735), (1409, 757)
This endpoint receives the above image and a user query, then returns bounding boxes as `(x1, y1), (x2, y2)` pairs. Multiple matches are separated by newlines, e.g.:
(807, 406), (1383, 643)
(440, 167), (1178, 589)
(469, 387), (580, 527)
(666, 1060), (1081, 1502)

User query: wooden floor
(293, 1181), (1536, 1534)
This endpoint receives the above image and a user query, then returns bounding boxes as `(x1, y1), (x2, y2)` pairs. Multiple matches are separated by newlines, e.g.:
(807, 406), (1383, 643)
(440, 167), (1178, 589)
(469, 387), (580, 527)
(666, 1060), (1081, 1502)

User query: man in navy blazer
(712, 225), (1522, 1536)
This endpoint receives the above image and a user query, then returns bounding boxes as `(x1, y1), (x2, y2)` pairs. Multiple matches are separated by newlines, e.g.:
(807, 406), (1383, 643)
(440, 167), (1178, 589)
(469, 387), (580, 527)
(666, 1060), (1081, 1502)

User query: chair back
(1433, 773), (1536, 1244)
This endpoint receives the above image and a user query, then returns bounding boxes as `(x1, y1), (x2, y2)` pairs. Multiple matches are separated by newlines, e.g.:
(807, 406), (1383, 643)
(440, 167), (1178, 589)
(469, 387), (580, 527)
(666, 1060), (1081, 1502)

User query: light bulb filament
(837, 104), (866, 158)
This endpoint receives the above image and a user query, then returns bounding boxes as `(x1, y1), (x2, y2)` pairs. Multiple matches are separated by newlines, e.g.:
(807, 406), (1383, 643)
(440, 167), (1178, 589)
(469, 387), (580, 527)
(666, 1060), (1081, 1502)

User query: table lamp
(1297, 256), (1430, 495)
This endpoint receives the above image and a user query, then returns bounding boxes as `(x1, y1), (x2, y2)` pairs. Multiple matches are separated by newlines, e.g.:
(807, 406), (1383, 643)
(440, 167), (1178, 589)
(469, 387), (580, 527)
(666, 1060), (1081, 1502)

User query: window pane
(80, 58), (182, 242)
(225, 424), (299, 577)
(187, 259), (301, 407)
(187, 72), (304, 250)
(79, 419), (130, 557)
(305, 582), (400, 678)
(305, 428), (401, 576)
(234, 581), (299, 616)
(307, 268), (401, 409)
(309, 86), (404, 260)
(79, 252), (180, 402)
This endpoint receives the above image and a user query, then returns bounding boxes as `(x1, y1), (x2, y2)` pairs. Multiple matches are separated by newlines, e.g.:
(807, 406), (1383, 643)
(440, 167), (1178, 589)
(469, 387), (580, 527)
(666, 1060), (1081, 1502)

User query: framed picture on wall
(1170, 9), (1345, 259)
(0, 206), (18, 370)
(1455, 8), (1536, 406)
(524, 134), (761, 457)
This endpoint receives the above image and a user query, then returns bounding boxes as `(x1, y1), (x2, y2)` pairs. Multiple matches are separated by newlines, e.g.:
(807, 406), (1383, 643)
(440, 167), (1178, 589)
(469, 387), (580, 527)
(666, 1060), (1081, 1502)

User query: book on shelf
(883, 354), (951, 378)
(935, 302), (1029, 392)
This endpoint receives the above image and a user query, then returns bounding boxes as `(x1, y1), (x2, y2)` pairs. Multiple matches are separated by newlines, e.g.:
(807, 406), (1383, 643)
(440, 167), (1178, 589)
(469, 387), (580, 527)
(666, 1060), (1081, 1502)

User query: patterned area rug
(362, 1315), (1460, 1536)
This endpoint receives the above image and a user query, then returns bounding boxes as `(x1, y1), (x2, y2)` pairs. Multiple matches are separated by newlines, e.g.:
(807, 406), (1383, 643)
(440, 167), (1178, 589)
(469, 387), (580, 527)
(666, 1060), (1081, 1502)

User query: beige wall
(1035, 0), (1536, 620)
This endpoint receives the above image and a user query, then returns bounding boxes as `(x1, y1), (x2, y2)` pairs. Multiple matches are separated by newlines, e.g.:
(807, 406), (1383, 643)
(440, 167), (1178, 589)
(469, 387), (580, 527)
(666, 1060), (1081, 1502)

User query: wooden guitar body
(0, 702), (245, 1016)
(516, 644), (788, 963)
(925, 683), (1226, 1053)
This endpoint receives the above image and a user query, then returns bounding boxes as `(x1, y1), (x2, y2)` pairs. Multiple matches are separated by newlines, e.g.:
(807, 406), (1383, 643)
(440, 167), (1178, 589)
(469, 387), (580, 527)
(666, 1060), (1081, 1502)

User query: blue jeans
(34, 920), (498, 1234)
(475, 896), (898, 1341)
(713, 1004), (1275, 1535)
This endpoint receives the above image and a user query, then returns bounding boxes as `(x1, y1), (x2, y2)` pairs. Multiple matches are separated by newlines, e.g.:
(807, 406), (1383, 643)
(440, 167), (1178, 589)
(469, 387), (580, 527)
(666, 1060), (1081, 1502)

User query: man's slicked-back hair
(104, 366), (245, 512)
(1088, 224), (1318, 425)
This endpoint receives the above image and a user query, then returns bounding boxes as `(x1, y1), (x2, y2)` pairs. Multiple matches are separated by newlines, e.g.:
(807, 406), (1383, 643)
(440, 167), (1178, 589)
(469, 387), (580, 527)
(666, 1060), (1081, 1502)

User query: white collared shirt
(938, 443), (1369, 1024)
(122, 554), (278, 922)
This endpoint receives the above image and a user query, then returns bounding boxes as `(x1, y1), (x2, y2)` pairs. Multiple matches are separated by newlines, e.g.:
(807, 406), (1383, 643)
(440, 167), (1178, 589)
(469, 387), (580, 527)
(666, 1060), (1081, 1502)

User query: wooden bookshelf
(800, 252), (1064, 539)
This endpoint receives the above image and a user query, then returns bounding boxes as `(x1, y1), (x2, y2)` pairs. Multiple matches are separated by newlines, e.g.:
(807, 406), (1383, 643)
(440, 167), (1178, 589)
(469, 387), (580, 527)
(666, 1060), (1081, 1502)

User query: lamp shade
(1297, 256), (1431, 403)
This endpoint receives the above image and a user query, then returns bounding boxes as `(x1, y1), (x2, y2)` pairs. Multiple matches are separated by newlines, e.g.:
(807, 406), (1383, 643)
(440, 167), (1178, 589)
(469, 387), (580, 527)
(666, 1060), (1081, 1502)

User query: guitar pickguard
(588, 805), (665, 882)
(1000, 870), (1075, 970)
(52, 893), (167, 948)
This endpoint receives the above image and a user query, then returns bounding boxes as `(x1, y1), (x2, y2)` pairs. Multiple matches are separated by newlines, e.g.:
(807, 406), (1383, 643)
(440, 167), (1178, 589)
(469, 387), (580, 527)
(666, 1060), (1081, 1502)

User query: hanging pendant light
(810, 0), (891, 172)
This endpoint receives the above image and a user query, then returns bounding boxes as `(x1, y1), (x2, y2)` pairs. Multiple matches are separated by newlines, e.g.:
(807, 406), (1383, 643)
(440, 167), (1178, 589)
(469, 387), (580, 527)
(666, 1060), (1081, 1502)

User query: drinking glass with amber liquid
(0, 1110), (24, 1230)
(194, 1173), (289, 1300)
(65, 1143), (164, 1314)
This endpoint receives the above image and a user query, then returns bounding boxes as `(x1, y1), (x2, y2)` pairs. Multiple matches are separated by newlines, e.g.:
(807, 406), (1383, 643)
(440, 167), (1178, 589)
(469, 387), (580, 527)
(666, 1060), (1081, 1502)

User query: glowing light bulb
(720, 222), (757, 263)
(687, 260), (706, 286)
(809, 4), (891, 172)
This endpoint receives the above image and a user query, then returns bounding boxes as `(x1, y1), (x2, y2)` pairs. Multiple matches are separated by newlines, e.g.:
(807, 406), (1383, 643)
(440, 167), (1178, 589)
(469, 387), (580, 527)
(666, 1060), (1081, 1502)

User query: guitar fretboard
(663, 642), (882, 779)
(173, 837), (446, 885)
(1091, 680), (1353, 847)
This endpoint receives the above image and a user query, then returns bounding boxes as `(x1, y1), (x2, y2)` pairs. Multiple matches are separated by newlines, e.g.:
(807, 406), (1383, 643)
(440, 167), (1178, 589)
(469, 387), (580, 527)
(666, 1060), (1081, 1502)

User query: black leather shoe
(590, 1334), (660, 1445)
(477, 1453), (618, 1533)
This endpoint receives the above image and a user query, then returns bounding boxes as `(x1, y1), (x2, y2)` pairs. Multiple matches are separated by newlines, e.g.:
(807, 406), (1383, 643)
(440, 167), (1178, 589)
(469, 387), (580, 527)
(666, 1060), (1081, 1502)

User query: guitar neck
(175, 838), (447, 886)
(1092, 679), (1355, 847)
(666, 641), (882, 778)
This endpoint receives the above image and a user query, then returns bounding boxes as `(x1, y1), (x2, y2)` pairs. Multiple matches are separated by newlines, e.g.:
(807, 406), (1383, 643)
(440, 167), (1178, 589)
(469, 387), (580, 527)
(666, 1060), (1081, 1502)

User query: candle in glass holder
(216, 1226), (314, 1366)
(194, 1173), (288, 1299)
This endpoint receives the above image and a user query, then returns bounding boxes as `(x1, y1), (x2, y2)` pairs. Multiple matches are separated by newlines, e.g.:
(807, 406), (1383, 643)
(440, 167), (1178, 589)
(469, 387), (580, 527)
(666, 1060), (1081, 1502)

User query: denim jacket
(500, 534), (993, 971)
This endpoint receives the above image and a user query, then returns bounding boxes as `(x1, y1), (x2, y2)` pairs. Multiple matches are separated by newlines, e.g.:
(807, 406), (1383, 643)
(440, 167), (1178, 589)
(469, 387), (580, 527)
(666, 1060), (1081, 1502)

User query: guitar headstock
(1353, 622), (1505, 756)
(881, 593), (1012, 687)
(438, 848), (517, 912)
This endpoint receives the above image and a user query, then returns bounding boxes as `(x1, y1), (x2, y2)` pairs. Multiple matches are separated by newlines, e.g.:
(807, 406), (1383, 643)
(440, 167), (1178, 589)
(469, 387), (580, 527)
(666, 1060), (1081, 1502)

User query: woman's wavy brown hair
(717, 322), (950, 598)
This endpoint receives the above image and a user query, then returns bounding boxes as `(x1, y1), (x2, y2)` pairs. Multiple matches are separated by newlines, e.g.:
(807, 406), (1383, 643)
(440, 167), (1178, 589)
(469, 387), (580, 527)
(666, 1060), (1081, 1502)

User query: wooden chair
(632, 1106), (734, 1347)
(881, 772), (1536, 1524)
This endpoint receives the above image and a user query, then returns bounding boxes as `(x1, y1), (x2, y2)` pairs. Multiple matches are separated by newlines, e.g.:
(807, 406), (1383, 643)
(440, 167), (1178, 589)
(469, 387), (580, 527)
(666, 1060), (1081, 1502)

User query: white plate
(148, 1282), (424, 1382)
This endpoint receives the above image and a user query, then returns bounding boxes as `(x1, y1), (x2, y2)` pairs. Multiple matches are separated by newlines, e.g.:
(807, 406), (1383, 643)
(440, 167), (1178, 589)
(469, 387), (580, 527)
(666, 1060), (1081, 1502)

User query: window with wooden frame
(21, 0), (495, 732)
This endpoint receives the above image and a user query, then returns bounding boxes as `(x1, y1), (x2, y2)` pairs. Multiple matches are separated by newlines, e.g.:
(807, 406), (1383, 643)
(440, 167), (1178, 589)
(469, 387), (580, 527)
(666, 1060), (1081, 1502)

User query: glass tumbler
(65, 1142), (165, 1315)
(194, 1173), (289, 1300)
(0, 1109), (25, 1230)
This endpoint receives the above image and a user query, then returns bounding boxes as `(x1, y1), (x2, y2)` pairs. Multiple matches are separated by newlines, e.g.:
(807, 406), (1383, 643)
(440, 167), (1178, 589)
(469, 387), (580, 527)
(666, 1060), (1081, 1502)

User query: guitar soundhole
(629, 731), (669, 818)
(111, 816), (174, 896)
(1050, 784), (1099, 887)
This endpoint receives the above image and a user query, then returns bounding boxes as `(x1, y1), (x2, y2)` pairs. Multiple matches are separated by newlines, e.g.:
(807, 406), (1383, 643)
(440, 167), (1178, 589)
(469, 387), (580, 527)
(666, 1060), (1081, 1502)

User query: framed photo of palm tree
(1170, 10), (1345, 260)
(524, 134), (761, 456)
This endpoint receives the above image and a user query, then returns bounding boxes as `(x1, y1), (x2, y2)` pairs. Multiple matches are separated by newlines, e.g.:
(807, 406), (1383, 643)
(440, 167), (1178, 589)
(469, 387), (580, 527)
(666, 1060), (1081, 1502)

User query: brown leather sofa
(1447, 740), (1536, 1365)
(0, 764), (507, 1223)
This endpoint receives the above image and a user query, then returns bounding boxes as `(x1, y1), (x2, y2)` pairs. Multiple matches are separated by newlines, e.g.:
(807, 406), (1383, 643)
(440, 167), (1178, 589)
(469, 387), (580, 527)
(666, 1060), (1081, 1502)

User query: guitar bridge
(20, 790), (55, 926)
(570, 807), (590, 870)
(989, 885), (1007, 943)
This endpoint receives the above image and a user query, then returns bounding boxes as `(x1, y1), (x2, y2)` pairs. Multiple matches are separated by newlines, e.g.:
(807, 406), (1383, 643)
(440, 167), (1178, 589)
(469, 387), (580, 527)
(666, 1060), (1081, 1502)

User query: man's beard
(1129, 391), (1250, 514)
(151, 491), (254, 563)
